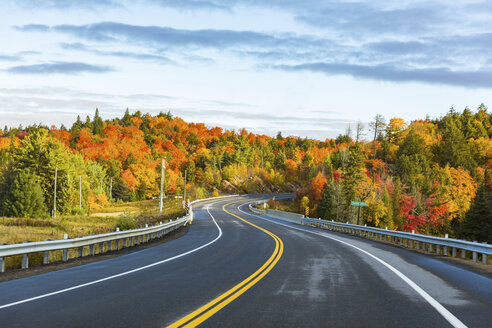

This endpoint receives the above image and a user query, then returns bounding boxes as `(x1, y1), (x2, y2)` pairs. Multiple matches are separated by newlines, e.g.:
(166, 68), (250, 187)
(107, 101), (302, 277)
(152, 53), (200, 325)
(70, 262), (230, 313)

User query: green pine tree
(458, 183), (492, 242)
(3, 170), (47, 218)
(93, 108), (104, 136)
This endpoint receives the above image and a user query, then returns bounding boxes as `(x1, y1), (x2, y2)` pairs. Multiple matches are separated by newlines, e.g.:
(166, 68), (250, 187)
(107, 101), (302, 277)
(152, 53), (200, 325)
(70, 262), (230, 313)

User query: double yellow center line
(167, 201), (284, 328)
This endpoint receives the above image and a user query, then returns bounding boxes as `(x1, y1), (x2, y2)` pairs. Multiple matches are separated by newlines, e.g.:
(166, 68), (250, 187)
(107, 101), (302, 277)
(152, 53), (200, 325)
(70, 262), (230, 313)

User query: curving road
(0, 195), (491, 327)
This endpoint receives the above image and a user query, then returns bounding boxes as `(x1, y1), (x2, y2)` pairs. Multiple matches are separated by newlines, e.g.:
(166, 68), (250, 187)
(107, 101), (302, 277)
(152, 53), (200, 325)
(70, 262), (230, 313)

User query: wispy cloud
(60, 42), (173, 64)
(6, 61), (114, 75)
(0, 54), (21, 62)
(14, 22), (318, 50)
(0, 50), (41, 62)
(10, 0), (122, 10)
(274, 62), (492, 89)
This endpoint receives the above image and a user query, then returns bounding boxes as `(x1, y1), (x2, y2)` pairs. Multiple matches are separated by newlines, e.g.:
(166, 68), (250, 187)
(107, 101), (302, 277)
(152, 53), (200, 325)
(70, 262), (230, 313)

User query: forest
(0, 106), (490, 242)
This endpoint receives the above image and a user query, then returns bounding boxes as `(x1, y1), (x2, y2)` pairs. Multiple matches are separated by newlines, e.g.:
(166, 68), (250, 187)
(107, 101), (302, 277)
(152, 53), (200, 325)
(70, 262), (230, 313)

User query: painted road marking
(167, 201), (284, 328)
(238, 203), (468, 328)
(0, 205), (223, 310)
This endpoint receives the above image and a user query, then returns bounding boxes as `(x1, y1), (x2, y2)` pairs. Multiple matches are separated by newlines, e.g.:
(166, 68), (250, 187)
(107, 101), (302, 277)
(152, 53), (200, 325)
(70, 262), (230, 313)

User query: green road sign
(351, 201), (368, 207)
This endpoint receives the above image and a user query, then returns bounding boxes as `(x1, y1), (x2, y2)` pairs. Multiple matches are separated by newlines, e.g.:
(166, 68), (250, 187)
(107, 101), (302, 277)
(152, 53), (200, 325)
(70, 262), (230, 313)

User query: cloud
(12, 24), (49, 32)
(275, 62), (492, 89)
(10, 0), (121, 10)
(0, 54), (21, 62)
(10, 1), (492, 89)
(15, 22), (317, 50)
(0, 50), (41, 62)
(148, 0), (231, 11)
(60, 42), (173, 64)
(6, 62), (114, 75)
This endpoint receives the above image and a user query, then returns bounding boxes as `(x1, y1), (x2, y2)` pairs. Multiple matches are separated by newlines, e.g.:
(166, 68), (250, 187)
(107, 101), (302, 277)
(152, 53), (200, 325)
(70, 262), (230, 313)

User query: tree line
(0, 106), (490, 241)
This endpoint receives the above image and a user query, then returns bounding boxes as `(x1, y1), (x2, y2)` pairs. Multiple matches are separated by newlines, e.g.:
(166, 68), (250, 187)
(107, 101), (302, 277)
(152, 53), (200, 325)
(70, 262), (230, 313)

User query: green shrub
(116, 214), (137, 230)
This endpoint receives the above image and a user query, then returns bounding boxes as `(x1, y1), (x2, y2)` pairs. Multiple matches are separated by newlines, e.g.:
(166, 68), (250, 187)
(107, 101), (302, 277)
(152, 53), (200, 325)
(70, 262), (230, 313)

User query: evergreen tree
(458, 183), (492, 242)
(343, 142), (365, 205)
(84, 115), (93, 130)
(70, 115), (83, 148)
(436, 110), (478, 172)
(93, 108), (104, 136)
(122, 108), (131, 126)
(3, 170), (47, 218)
(396, 129), (430, 187)
(318, 182), (337, 220)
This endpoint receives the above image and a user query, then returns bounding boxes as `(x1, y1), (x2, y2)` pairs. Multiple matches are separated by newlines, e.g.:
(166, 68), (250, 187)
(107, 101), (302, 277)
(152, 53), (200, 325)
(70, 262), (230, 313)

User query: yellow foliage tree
(386, 118), (407, 144)
(365, 199), (387, 227)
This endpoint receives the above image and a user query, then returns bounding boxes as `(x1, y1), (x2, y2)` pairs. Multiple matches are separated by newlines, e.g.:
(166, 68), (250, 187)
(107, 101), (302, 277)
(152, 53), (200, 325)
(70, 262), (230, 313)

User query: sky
(1, 0), (492, 140)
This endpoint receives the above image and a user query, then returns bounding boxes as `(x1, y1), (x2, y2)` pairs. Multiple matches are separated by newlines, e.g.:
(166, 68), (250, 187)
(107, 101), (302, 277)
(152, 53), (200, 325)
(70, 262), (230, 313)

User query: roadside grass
(275, 199), (299, 213)
(258, 198), (298, 213)
(0, 198), (186, 270)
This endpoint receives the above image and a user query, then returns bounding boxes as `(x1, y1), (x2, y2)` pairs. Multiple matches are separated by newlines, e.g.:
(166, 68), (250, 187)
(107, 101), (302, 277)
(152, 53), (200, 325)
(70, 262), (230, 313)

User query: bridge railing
(249, 199), (491, 265)
(0, 194), (239, 273)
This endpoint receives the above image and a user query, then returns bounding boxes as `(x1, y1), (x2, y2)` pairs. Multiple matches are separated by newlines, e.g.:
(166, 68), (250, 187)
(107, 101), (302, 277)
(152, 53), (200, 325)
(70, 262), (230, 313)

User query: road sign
(351, 201), (368, 207)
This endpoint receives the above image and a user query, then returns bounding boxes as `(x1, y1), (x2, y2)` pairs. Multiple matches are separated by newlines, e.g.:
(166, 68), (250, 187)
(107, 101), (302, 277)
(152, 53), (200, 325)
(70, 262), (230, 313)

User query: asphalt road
(0, 195), (490, 327)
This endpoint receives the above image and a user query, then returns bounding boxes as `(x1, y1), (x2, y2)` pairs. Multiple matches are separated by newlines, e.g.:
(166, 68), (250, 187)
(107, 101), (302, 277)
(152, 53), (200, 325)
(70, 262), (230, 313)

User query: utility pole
(261, 145), (264, 169)
(159, 159), (165, 213)
(53, 166), (57, 218)
(183, 169), (187, 209)
(79, 175), (82, 210)
(357, 205), (361, 225)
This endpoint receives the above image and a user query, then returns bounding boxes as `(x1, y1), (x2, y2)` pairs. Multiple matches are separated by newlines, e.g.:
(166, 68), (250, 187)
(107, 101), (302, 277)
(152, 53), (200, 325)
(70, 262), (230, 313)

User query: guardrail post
(99, 242), (104, 254)
(63, 249), (68, 262)
(107, 241), (112, 252)
(123, 238), (127, 248)
(436, 245), (441, 255)
(78, 246), (83, 257)
(428, 244), (433, 253)
(473, 251), (478, 262)
(416, 241), (420, 250)
(90, 244), (95, 256)
(482, 254), (488, 265)
(43, 251), (50, 264)
(444, 246), (448, 256)
(409, 240), (413, 249)
(452, 247), (457, 257)
(461, 249), (466, 259)
(22, 253), (29, 269)
(0, 257), (4, 272)
(115, 239), (120, 250)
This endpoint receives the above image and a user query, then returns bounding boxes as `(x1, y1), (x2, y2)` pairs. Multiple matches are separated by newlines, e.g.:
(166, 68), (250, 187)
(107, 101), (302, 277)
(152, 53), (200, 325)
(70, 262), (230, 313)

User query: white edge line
(237, 203), (468, 328)
(0, 205), (223, 310)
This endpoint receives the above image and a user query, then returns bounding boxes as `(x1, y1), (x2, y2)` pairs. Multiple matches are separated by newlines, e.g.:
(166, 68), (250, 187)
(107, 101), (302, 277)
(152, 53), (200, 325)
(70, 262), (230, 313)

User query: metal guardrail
(302, 218), (492, 264)
(250, 200), (491, 265)
(0, 194), (239, 272)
